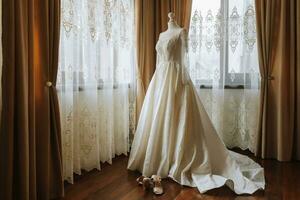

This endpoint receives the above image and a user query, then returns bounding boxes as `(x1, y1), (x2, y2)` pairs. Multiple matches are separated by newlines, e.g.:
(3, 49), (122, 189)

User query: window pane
(188, 0), (222, 85)
(188, 0), (260, 87)
(227, 0), (259, 86)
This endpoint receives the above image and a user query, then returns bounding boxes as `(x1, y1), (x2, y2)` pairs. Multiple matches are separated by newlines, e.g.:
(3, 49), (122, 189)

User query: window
(58, 0), (135, 91)
(188, 0), (260, 89)
(188, 0), (260, 151)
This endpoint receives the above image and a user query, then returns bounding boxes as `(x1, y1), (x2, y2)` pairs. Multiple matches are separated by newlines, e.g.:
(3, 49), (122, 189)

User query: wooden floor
(61, 150), (300, 200)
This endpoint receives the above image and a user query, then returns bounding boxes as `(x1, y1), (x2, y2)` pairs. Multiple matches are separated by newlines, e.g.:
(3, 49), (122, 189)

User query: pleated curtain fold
(0, 0), (64, 199)
(135, 0), (192, 121)
(255, 0), (300, 161)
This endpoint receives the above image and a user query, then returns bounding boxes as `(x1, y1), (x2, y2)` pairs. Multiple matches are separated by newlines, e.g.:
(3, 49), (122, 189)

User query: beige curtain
(0, 0), (64, 199)
(171, 0), (192, 31)
(34, 0), (64, 198)
(0, 0), (2, 124)
(255, 0), (300, 161)
(293, 0), (300, 160)
(135, 0), (192, 120)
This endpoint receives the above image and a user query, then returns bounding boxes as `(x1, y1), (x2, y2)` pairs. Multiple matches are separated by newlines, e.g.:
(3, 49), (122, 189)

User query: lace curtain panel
(58, 0), (136, 183)
(188, 0), (260, 152)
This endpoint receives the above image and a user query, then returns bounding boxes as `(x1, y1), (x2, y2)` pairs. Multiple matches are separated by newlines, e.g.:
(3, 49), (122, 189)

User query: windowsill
(199, 85), (245, 89)
(57, 83), (132, 92)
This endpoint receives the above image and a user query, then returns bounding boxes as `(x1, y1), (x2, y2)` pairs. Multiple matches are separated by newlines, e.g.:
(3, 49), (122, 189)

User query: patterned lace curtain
(188, 0), (260, 152)
(58, 0), (135, 183)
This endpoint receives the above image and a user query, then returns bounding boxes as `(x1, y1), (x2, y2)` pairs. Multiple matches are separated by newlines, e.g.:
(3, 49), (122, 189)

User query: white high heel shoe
(151, 175), (164, 195)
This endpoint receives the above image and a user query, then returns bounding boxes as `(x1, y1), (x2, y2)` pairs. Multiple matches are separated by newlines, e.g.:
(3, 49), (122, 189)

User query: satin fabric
(128, 28), (265, 194)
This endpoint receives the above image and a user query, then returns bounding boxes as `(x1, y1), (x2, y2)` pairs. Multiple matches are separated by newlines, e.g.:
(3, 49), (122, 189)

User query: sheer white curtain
(58, 0), (135, 183)
(188, 0), (260, 152)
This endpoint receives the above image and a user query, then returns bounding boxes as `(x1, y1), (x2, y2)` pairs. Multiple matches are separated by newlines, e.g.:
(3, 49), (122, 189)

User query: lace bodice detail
(155, 28), (189, 84)
(155, 28), (188, 64)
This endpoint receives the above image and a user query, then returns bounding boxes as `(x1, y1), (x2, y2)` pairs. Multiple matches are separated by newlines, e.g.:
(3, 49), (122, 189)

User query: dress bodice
(155, 28), (187, 64)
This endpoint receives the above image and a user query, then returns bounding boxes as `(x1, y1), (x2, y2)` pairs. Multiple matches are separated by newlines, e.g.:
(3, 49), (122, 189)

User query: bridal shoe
(151, 175), (164, 195)
(136, 176), (146, 185)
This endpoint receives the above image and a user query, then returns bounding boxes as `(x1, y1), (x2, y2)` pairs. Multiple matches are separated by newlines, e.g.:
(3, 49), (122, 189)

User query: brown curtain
(0, 0), (64, 199)
(255, 0), (300, 161)
(171, 0), (192, 30)
(135, 0), (192, 120)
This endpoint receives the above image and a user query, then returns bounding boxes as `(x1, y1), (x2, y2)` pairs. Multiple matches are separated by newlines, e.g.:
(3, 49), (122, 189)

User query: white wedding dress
(128, 26), (265, 194)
